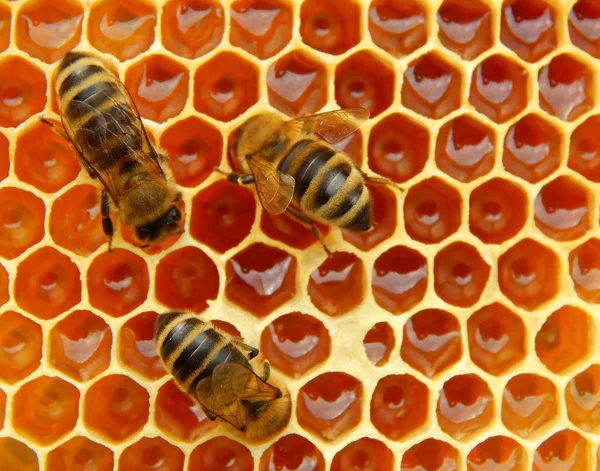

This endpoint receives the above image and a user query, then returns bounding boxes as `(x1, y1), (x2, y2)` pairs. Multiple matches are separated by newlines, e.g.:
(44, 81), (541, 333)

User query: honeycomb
(1, 0), (600, 469)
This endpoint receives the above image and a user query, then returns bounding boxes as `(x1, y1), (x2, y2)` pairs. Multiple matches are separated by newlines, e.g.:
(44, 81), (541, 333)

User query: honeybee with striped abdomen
(42, 51), (183, 251)
(154, 311), (291, 441)
(224, 108), (398, 251)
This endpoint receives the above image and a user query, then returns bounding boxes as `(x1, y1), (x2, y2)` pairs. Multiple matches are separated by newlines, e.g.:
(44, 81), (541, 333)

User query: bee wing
(284, 108), (369, 144)
(248, 156), (295, 215)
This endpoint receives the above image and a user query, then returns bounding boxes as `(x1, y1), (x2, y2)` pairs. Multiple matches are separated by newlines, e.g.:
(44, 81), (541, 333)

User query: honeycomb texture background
(0, 0), (600, 469)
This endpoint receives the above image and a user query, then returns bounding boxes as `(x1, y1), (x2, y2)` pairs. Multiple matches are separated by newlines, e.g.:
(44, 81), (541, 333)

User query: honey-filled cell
(46, 436), (114, 471)
(0, 133), (8, 183)
(538, 54), (593, 122)
(0, 188), (45, 260)
(0, 265), (7, 308)
(502, 374), (558, 438)
(261, 312), (331, 378)
(568, 115), (600, 182)
(401, 439), (459, 471)
(259, 434), (325, 471)
(260, 211), (329, 252)
(565, 364), (600, 432)
(363, 322), (394, 366)
(569, 238), (600, 303)
(500, 0), (557, 62)
(372, 246), (428, 315)
(0, 388), (4, 429)
(15, 247), (81, 320)
(0, 438), (38, 471)
(0, 56), (46, 128)
(49, 310), (112, 382)
(368, 0), (427, 58)
(161, 0), (224, 59)
(155, 246), (219, 313)
(570, 0), (600, 58)
(88, 0), (157, 61)
(190, 437), (253, 471)
(467, 436), (524, 471)
(0, 4), (9, 53)
(402, 52), (462, 119)
(533, 430), (589, 471)
(84, 374), (149, 443)
(370, 374), (429, 440)
(401, 309), (462, 378)
(0, 311), (42, 385)
(119, 437), (184, 471)
(300, 0), (360, 55)
(119, 311), (165, 380)
(231, 0), (293, 59)
(331, 438), (394, 471)
(335, 51), (395, 118)
(437, 0), (493, 60)
(297, 372), (363, 441)
(267, 50), (328, 118)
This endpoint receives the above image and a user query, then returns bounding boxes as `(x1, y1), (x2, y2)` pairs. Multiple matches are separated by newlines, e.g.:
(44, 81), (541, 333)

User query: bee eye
(136, 226), (150, 239)
(166, 207), (181, 225)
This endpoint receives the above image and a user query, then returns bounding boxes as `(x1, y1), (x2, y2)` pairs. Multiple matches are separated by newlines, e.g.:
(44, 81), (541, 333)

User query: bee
(223, 108), (396, 251)
(42, 51), (183, 251)
(154, 311), (291, 441)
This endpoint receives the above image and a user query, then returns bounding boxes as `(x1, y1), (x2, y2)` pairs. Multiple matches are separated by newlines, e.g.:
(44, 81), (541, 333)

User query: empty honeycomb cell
(0, 311), (42, 384)
(0, 188), (45, 260)
(434, 242), (490, 308)
(0, 265), (7, 308)
(466, 436), (524, 471)
(565, 364), (600, 432)
(49, 310), (112, 382)
(0, 133), (8, 183)
(372, 246), (428, 315)
(401, 309), (462, 378)
(119, 437), (184, 471)
(467, 303), (526, 376)
(570, 0), (600, 58)
(297, 372), (362, 441)
(363, 321), (394, 366)
(331, 438), (394, 471)
(119, 311), (165, 380)
(259, 434), (325, 471)
(160, 116), (223, 188)
(370, 374), (429, 440)
(503, 113), (561, 183)
(260, 312), (331, 378)
(46, 436), (114, 471)
(334, 51), (395, 118)
(193, 51), (259, 122)
(435, 114), (495, 182)
(0, 56), (46, 128)
(267, 51), (327, 118)
(190, 181), (255, 254)
(155, 246), (219, 313)
(225, 243), (296, 317)
(367, 114), (429, 184)
(469, 178), (528, 244)
(437, 0), (493, 60)
(401, 439), (459, 471)
(498, 238), (559, 311)
(402, 52), (462, 119)
(12, 376), (79, 446)
(437, 374), (494, 441)
(260, 212), (331, 252)
(231, 0), (293, 59)
(568, 115), (600, 182)
(87, 249), (149, 317)
(533, 429), (589, 471)
(502, 374), (558, 438)
(15, 247), (81, 320)
(190, 437), (253, 471)
(300, 0), (360, 55)
(538, 54), (594, 122)
(0, 438), (38, 471)
(161, 0), (224, 59)
(123, 55), (189, 124)
(307, 252), (364, 316)
(84, 374), (149, 442)
(155, 380), (216, 442)
(569, 238), (600, 303)
(535, 306), (592, 375)
(469, 54), (529, 123)
(49, 185), (106, 257)
(404, 177), (462, 244)
(0, 4), (9, 53)
(88, 0), (156, 61)
(500, 0), (557, 62)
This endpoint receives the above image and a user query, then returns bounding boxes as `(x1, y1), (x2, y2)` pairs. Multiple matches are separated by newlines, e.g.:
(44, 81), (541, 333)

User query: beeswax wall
(0, 0), (599, 469)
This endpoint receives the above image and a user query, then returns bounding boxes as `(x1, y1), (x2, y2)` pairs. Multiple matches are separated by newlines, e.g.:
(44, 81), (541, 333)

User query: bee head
(135, 204), (182, 244)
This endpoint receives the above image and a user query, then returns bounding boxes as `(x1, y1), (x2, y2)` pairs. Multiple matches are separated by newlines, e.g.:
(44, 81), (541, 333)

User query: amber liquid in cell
(437, 0), (492, 60)
(0, 57), (46, 128)
(0, 6), (10, 53)
(533, 430), (588, 471)
(467, 436), (524, 471)
(46, 436), (114, 471)
(568, 116), (600, 182)
(190, 436), (253, 471)
(0, 438), (38, 471)
(259, 434), (325, 471)
(401, 439), (459, 471)
(300, 0), (360, 55)
(0, 189), (45, 260)
(363, 322), (394, 366)
(569, 0), (600, 58)
(261, 211), (328, 251)
(565, 365), (600, 432)
(0, 312), (42, 385)
(331, 438), (394, 471)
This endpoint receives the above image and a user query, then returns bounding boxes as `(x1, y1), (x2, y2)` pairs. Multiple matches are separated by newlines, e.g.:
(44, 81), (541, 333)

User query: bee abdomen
(294, 143), (336, 200)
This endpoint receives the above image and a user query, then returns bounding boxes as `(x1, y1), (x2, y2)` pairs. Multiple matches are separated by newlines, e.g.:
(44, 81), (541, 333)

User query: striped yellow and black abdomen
(154, 311), (251, 396)
(278, 139), (373, 231)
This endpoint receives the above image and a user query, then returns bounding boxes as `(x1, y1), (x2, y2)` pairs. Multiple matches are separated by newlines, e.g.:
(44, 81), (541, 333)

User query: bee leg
(362, 173), (404, 192)
(261, 361), (271, 381)
(233, 341), (259, 360)
(214, 167), (255, 185)
(285, 208), (331, 255)
(101, 190), (114, 252)
(40, 116), (69, 141)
